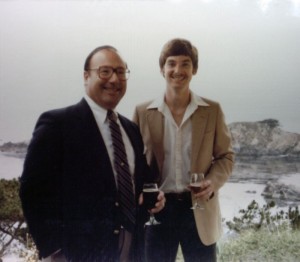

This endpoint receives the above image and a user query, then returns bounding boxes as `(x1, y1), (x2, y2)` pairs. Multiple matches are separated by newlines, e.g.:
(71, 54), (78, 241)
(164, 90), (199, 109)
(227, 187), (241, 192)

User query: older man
(20, 46), (164, 262)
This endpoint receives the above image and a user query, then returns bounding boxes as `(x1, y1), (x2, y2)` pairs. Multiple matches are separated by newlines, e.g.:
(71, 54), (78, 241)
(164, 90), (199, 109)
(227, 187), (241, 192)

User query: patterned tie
(107, 110), (136, 230)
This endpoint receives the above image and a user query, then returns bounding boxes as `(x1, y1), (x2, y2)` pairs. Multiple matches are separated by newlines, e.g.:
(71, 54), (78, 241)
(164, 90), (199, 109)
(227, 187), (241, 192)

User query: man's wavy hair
(159, 38), (198, 72)
(84, 45), (118, 71)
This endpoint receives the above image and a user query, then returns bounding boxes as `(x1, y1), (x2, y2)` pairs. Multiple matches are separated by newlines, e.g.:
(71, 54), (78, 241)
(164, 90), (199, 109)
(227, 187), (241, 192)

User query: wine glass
(190, 173), (205, 210)
(143, 183), (161, 225)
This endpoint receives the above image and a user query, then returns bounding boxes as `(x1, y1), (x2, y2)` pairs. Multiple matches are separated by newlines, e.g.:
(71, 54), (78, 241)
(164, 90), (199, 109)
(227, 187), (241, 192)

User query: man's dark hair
(159, 38), (198, 72)
(84, 45), (118, 71)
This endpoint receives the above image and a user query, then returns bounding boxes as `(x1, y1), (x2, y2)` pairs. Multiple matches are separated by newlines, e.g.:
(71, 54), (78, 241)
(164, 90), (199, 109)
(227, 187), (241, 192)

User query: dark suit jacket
(19, 99), (150, 261)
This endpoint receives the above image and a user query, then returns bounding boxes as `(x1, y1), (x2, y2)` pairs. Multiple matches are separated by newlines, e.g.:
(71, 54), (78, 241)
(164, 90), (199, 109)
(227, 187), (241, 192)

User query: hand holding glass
(143, 183), (161, 225)
(190, 173), (205, 210)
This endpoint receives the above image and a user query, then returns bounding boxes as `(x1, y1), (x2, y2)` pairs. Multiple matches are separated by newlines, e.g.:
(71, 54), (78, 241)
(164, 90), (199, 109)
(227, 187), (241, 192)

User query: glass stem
(149, 213), (155, 224)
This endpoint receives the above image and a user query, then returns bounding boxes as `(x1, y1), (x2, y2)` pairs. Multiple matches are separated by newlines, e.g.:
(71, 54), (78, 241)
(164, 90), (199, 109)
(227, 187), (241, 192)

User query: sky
(0, 0), (300, 143)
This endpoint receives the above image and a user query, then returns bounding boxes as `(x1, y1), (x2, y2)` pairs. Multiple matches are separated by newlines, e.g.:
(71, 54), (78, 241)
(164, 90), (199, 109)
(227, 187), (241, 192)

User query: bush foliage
(0, 179), (23, 221)
(219, 200), (300, 261)
(218, 228), (300, 261)
(0, 179), (29, 258)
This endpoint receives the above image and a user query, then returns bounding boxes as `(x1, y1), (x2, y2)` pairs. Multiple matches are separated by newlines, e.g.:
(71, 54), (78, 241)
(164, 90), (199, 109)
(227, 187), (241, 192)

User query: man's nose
(174, 65), (182, 73)
(109, 71), (119, 82)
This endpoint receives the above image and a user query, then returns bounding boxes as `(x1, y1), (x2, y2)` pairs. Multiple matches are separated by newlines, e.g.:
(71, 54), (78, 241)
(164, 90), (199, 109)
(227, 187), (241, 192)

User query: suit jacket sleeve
(19, 110), (64, 257)
(205, 103), (234, 192)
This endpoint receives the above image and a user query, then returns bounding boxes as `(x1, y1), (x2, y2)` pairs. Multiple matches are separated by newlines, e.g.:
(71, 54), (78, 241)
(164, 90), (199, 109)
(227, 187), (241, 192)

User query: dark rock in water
(261, 181), (300, 206)
(229, 119), (300, 157)
(246, 190), (257, 194)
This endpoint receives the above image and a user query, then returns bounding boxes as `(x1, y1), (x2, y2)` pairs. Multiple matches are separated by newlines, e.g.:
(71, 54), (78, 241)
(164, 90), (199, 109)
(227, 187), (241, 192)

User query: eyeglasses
(87, 66), (130, 81)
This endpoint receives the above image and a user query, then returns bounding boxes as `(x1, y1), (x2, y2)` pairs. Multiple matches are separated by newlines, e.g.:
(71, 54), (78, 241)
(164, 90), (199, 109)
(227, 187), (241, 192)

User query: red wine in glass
(190, 182), (203, 194)
(143, 188), (159, 210)
(143, 183), (161, 225)
(190, 173), (205, 210)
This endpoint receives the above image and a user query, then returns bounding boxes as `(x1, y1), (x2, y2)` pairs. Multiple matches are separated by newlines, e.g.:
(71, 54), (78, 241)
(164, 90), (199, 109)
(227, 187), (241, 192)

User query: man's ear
(84, 71), (89, 81)
(193, 68), (198, 75)
(161, 68), (165, 78)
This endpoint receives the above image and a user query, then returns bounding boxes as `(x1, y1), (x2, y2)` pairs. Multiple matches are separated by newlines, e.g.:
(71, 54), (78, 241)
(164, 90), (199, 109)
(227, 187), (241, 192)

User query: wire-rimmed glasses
(87, 66), (130, 81)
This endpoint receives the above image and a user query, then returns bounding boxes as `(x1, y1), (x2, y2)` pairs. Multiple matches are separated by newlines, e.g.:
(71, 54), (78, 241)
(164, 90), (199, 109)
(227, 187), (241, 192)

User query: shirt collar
(146, 90), (210, 111)
(146, 92), (165, 111)
(84, 94), (117, 124)
(190, 91), (210, 107)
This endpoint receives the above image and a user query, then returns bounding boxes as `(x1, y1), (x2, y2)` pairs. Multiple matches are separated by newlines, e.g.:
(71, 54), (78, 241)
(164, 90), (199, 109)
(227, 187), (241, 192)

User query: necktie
(107, 110), (136, 230)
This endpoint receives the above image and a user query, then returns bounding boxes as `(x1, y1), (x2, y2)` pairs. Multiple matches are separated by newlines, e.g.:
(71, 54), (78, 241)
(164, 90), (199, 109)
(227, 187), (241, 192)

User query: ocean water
(0, 153), (23, 180)
(1, 153), (299, 220)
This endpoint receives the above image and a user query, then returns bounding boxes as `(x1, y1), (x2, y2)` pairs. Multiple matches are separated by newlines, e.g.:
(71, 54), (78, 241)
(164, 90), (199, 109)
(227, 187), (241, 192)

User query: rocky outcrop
(229, 119), (300, 157)
(1, 119), (300, 158)
(0, 141), (28, 158)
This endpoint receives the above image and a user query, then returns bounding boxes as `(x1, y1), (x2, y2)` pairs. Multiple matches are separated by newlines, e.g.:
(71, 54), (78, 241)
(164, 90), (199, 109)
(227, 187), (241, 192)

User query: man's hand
(139, 191), (166, 213)
(192, 179), (214, 201)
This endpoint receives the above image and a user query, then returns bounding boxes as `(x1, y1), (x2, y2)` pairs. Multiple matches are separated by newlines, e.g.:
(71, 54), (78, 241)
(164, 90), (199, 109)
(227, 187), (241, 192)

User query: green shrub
(0, 179), (23, 221)
(218, 228), (300, 261)
(226, 200), (300, 233)
(0, 179), (28, 257)
(218, 200), (300, 261)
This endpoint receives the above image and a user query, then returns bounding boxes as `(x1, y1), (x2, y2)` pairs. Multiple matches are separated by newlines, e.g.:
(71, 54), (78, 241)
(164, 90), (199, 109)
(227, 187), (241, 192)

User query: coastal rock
(1, 119), (300, 158)
(229, 119), (300, 157)
(0, 141), (28, 158)
(261, 181), (300, 206)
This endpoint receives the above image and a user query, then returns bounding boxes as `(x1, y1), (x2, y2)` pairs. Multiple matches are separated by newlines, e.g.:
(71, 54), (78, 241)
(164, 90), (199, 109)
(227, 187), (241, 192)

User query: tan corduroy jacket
(133, 94), (235, 245)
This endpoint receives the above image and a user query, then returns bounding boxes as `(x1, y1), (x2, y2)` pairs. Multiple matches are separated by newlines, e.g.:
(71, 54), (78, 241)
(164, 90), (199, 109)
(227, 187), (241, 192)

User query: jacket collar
(144, 91), (211, 173)
(146, 90), (210, 111)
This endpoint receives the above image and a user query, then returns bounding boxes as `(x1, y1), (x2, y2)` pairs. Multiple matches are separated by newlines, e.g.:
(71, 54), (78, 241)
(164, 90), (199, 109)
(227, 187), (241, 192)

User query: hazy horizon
(1, 0), (300, 143)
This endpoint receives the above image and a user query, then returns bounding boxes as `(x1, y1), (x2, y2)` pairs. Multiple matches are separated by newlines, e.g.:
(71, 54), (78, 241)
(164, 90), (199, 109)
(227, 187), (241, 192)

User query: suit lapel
(146, 109), (165, 173)
(74, 99), (107, 147)
(143, 106), (210, 174)
(190, 107), (209, 171)
(74, 99), (117, 193)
